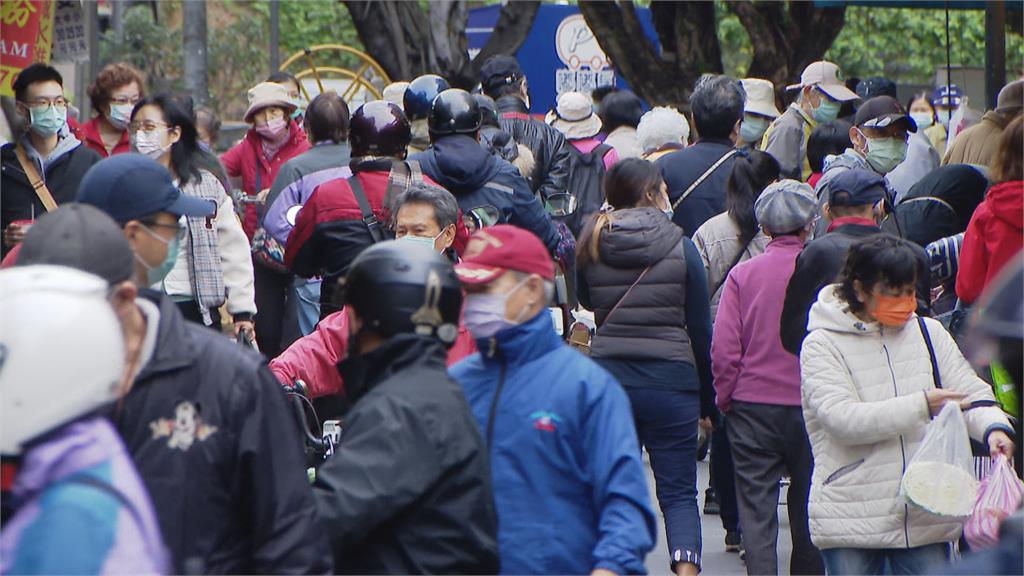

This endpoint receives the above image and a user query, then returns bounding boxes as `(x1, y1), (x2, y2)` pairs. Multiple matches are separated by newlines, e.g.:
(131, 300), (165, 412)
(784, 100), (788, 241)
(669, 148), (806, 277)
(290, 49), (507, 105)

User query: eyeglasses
(130, 121), (170, 134)
(23, 97), (67, 110)
(141, 219), (187, 243)
(110, 95), (141, 106)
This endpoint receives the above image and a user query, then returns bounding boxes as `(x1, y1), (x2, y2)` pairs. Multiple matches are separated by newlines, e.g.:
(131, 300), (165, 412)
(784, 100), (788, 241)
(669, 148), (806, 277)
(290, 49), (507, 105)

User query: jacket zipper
(823, 458), (866, 485)
(485, 358), (507, 450)
(880, 330), (911, 548)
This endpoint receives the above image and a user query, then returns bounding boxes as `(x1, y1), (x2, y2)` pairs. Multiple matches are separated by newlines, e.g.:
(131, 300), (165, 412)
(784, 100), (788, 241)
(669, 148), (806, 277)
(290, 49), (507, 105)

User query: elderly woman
(638, 106), (690, 161)
(78, 62), (146, 157)
(801, 235), (1014, 575)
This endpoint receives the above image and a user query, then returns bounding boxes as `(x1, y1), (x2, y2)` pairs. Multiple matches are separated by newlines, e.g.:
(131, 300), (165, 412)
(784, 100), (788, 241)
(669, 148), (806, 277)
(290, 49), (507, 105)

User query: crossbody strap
(347, 175), (386, 243)
(14, 145), (58, 212)
(712, 235), (756, 297)
(672, 148), (737, 210)
(917, 317), (942, 389)
(602, 266), (651, 327)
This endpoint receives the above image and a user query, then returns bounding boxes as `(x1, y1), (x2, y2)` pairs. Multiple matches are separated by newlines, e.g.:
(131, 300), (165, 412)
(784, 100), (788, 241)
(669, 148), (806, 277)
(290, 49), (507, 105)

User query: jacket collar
(765, 235), (805, 252)
(495, 95), (529, 115)
(828, 217), (879, 234)
(338, 334), (448, 403)
(477, 309), (562, 364)
(135, 289), (201, 381)
(78, 117), (129, 154)
(11, 418), (127, 501)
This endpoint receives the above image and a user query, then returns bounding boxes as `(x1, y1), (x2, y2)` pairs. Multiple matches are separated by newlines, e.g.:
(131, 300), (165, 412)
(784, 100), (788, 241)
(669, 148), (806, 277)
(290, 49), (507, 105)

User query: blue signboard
(468, 4), (658, 115)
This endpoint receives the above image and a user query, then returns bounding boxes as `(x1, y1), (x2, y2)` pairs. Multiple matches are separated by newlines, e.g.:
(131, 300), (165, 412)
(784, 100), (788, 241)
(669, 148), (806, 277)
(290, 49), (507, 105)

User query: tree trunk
(182, 0), (209, 106)
(580, 1), (722, 109)
(343, 0), (539, 89)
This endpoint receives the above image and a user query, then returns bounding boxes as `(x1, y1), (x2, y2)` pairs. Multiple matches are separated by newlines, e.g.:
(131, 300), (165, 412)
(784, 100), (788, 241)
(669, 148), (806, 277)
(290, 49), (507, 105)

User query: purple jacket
(1, 417), (169, 575)
(262, 141), (352, 245)
(712, 235), (804, 412)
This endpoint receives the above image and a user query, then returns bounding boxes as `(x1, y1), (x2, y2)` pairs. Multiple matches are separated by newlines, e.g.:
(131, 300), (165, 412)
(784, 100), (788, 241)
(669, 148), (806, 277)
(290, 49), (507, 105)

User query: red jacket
(956, 180), (1024, 304)
(76, 117), (131, 158)
(221, 122), (310, 239)
(268, 308), (476, 398)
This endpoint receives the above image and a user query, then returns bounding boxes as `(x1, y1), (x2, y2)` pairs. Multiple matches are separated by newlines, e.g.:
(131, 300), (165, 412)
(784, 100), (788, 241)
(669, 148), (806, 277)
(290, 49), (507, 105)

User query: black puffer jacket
(495, 96), (571, 201)
(115, 291), (331, 574)
(313, 334), (499, 574)
(883, 164), (987, 247)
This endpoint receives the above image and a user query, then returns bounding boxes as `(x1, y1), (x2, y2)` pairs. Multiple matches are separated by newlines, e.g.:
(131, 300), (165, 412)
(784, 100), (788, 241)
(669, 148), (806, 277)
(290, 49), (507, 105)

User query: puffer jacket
(800, 285), (1012, 550)
(956, 180), (1024, 304)
(495, 96), (572, 200)
(220, 121), (310, 239)
(692, 211), (770, 318)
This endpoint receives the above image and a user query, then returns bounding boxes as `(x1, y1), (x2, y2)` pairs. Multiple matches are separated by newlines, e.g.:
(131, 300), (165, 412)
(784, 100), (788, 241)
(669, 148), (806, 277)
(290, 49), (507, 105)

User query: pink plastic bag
(964, 455), (1024, 549)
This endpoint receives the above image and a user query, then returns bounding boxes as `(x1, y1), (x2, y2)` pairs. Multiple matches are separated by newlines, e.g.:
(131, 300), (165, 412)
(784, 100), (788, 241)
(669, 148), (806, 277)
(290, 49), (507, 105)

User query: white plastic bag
(901, 401), (979, 519)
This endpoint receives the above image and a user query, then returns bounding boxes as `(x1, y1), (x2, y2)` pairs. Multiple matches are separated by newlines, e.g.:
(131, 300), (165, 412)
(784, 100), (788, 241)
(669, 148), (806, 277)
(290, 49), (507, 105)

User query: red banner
(1, 0), (56, 96)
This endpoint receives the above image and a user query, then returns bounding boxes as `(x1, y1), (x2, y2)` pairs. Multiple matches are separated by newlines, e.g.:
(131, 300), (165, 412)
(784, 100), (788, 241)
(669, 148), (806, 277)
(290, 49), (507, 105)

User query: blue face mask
(108, 103), (133, 130)
(740, 115), (770, 145)
(811, 95), (841, 124)
(28, 104), (67, 137)
(136, 223), (182, 286)
(397, 229), (443, 252)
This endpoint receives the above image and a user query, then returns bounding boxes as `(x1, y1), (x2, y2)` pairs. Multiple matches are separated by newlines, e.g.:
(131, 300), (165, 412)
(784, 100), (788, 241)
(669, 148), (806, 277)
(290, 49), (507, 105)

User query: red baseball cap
(454, 225), (555, 285)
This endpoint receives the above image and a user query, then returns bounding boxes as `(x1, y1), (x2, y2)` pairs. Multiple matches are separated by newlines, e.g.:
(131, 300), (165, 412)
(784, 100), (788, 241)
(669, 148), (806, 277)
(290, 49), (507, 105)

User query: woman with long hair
(577, 158), (713, 576)
(129, 94), (255, 334)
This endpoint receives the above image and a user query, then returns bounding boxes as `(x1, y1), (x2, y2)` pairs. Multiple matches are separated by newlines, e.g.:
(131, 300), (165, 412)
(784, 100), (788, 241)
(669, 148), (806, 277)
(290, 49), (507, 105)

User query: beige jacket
(801, 285), (1010, 550)
(942, 111), (1009, 168)
(692, 211), (769, 319)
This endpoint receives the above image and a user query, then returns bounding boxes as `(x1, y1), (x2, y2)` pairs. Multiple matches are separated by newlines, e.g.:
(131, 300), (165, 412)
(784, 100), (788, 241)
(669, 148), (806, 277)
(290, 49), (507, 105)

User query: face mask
(132, 129), (170, 160)
(811, 96), (841, 124)
(28, 104), (67, 137)
(255, 117), (288, 140)
(135, 223), (181, 286)
(870, 293), (916, 327)
(740, 115), (770, 145)
(290, 98), (305, 120)
(108, 104), (133, 130)
(463, 277), (530, 339)
(397, 229), (445, 252)
(910, 112), (934, 130)
(859, 130), (908, 174)
(936, 109), (953, 127)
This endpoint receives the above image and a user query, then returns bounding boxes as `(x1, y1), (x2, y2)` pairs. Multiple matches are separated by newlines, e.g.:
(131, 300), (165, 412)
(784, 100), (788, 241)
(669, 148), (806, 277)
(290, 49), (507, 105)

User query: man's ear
(441, 223), (457, 250)
(123, 220), (143, 250)
(823, 202), (832, 221)
(109, 280), (138, 320)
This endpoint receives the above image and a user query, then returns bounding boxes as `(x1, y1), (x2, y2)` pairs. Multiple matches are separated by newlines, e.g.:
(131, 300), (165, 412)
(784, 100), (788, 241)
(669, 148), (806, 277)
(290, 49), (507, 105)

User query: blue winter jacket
(449, 311), (657, 575)
(411, 134), (561, 255)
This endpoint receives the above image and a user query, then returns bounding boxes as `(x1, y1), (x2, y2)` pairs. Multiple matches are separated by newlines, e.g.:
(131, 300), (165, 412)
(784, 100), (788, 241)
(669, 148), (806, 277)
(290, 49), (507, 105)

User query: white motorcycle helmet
(0, 265), (125, 456)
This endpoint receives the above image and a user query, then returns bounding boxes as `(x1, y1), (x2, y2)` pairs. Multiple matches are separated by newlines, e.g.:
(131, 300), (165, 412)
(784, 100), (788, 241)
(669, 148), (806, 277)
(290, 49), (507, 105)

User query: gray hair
(511, 270), (556, 304)
(391, 182), (459, 229)
(637, 106), (690, 153)
(689, 74), (745, 140)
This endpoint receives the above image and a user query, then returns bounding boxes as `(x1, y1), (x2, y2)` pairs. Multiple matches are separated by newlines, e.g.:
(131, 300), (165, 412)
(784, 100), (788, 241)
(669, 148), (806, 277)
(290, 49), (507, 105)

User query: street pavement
(643, 457), (794, 575)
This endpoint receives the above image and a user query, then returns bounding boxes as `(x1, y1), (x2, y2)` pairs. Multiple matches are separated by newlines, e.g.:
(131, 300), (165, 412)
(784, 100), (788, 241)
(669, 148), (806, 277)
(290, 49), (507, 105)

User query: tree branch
(472, 1), (541, 76)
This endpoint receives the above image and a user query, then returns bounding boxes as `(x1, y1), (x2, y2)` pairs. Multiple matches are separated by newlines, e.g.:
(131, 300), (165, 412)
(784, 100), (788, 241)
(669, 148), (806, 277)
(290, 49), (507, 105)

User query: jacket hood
(429, 134), (502, 192)
(807, 283), (888, 335)
(987, 181), (1023, 231)
(597, 207), (685, 268)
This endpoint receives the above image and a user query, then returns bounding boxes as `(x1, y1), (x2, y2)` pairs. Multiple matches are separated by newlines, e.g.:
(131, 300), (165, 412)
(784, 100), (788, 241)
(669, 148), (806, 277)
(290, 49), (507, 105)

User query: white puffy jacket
(800, 284), (1012, 550)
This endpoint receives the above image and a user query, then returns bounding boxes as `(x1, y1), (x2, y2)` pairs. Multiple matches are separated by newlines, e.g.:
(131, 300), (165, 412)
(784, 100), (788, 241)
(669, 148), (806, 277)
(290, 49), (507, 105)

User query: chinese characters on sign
(0, 0), (56, 96)
(52, 0), (87, 63)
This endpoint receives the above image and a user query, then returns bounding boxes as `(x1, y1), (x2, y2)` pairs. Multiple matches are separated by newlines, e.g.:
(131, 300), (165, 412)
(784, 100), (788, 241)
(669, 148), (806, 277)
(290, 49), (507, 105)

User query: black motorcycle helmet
(403, 74), (450, 122)
(340, 241), (463, 347)
(474, 94), (500, 128)
(429, 89), (482, 137)
(348, 101), (411, 158)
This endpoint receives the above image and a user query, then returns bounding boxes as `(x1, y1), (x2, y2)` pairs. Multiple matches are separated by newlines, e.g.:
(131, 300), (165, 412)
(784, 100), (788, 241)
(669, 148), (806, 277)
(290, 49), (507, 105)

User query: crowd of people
(0, 52), (1021, 576)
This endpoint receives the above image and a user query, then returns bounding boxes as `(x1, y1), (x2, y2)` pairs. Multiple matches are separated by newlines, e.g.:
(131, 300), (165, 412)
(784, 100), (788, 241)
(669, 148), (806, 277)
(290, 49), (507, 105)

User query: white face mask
(462, 276), (530, 339)
(132, 129), (170, 159)
(936, 108), (953, 127)
(396, 227), (446, 252)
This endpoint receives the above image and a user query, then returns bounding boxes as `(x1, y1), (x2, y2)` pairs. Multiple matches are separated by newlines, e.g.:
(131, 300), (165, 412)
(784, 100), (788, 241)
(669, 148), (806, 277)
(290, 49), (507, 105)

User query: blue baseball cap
(931, 85), (963, 107)
(829, 169), (887, 207)
(76, 155), (215, 225)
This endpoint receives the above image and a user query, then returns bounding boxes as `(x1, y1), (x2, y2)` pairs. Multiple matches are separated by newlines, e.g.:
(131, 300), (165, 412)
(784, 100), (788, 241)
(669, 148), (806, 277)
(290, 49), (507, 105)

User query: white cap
(741, 78), (782, 118)
(786, 61), (859, 102)
(545, 92), (602, 140)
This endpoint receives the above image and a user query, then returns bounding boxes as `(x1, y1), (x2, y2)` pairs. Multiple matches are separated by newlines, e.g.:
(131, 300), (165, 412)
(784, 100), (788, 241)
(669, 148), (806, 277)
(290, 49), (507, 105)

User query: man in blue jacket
(409, 89), (574, 267)
(449, 224), (656, 575)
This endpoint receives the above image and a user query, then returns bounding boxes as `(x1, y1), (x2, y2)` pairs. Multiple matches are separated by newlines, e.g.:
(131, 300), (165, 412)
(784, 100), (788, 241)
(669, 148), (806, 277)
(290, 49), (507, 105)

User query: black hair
(838, 235), (920, 315)
(267, 71), (300, 91)
(906, 92), (933, 116)
(13, 63), (63, 102)
(131, 93), (203, 187)
(578, 158), (663, 266)
(690, 74), (745, 141)
(726, 150), (780, 244)
(591, 85), (619, 106)
(807, 120), (852, 173)
(599, 91), (644, 132)
(305, 91), (350, 143)
(486, 78), (524, 100)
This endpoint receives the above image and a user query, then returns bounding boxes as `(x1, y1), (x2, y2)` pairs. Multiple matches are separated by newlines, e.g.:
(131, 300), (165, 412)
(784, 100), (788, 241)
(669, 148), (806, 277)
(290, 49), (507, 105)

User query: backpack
(562, 143), (612, 236)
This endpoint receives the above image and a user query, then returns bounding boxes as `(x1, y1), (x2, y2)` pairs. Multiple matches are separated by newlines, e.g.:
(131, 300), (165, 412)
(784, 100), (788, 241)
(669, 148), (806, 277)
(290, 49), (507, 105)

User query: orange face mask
(871, 293), (917, 327)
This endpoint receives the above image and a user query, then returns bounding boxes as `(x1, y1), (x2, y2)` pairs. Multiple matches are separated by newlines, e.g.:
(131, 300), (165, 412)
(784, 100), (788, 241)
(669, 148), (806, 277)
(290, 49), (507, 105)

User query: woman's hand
(988, 430), (1015, 460)
(924, 389), (967, 416)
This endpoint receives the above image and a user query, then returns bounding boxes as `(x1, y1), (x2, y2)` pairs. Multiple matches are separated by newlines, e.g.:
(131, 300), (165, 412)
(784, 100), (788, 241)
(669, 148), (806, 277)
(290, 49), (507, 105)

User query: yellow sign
(0, 0), (57, 97)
